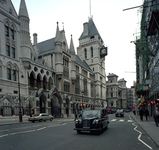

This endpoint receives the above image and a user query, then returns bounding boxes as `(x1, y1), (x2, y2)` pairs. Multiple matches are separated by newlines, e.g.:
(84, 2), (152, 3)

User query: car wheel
(77, 130), (81, 134)
(39, 119), (42, 122)
(50, 118), (53, 121)
(32, 121), (35, 123)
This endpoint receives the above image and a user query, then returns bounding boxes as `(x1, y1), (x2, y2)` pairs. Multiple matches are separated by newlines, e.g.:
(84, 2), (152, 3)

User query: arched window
(12, 64), (18, 81)
(4, 20), (17, 59)
(91, 47), (93, 58)
(48, 77), (53, 90)
(37, 73), (42, 89)
(84, 48), (87, 59)
(7, 64), (12, 80)
(43, 75), (47, 90)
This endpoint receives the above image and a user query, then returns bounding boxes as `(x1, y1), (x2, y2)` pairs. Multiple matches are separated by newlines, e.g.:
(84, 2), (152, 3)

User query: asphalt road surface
(0, 114), (158, 150)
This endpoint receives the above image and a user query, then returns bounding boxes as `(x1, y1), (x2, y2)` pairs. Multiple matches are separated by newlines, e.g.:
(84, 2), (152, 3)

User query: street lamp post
(18, 70), (23, 122)
(81, 90), (84, 109)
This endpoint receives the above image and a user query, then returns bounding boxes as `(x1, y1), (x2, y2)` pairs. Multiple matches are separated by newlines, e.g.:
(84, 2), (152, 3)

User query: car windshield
(82, 110), (101, 119)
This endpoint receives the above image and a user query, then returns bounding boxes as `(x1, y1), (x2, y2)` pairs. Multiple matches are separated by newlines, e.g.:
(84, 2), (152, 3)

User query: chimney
(33, 33), (37, 45)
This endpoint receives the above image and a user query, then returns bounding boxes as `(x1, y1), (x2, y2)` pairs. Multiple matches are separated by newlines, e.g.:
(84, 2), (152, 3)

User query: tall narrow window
(13, 70), (17, 81)
(11, 29), (15, 40)
(12, 47), (15, 58)
(91, 47), (93, 58)
(6, 45), (10, 57)
(5, 25), (9, 37)
(84, 48), (87, 59)
(7, 68), (11, 80)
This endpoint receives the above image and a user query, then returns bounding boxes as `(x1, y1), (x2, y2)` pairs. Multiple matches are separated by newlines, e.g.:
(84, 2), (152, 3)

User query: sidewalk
(0, 115), (74, 126)
(130, 113), (159, 147)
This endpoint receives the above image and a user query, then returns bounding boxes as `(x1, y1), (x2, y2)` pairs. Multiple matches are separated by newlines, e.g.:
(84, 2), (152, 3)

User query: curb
(130, 114), (159, 148)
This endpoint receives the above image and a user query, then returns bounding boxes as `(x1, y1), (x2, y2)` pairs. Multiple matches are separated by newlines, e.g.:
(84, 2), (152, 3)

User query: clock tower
(77, 18), (107, 102)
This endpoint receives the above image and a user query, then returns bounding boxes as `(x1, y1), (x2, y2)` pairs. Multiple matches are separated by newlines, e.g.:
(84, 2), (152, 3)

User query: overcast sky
(12, 0), (143, 88)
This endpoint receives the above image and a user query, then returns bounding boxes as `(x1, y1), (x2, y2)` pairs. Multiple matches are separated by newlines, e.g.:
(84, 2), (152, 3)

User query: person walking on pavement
(144, 107), (149, 121)
(139, 105), (144, 121)
(153, 103), (159, 127)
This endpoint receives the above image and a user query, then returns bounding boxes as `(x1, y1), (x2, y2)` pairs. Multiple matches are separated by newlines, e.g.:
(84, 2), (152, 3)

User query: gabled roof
(75, 55), (94, 74)
(37, 38), (55, 56)
(79, 18), (102, 40)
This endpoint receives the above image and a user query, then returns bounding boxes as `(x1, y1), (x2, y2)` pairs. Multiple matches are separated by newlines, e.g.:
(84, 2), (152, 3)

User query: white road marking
(119, 119), (124, 122)
(132, 123), (153, 150)
(36, 127), (46, 131)
(128, 120), (133, 123)
(0, 122), (69, 138)
(129, 115), (153, 149)
(111, 119), (117, 122)
(0, 134), (9, 138)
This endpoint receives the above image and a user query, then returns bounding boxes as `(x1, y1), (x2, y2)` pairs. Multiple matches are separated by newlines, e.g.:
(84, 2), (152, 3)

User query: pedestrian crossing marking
(119, 119), (124, 122)
(128, 120), (133, 122)
(110, 119), (133, 123)
(111, 119), (117, 122)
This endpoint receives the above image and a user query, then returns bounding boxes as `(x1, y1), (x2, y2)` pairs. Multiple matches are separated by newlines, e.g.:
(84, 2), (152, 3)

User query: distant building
(106, 73), (128, 109)
(0, 0), (107, 116)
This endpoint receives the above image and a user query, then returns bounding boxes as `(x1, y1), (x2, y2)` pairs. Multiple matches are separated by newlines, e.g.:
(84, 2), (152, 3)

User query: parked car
(74, 108), (109, 134)
(115, 109), (124, 117)
(28, 113), (54, 123)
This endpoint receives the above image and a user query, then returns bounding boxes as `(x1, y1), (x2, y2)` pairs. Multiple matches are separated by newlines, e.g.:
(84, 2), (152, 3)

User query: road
(0, 114), (158, 150)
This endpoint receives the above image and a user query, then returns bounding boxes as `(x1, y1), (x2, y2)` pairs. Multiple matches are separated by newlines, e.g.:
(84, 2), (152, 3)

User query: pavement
(130, 113), (159, 148)
(0, 115), (74, 126)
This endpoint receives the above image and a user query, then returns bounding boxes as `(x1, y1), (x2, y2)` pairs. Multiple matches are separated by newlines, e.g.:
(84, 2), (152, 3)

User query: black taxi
(74, 108), (109, 134)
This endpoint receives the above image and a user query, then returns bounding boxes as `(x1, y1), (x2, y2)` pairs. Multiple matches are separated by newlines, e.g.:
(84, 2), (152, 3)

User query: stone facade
(0, 0), (107, 117)
(106, 73), (128, 109)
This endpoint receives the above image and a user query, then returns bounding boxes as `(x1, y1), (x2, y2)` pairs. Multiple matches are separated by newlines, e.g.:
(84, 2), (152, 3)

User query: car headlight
(93, 119), (99, 124)
(75, 119), (82, 124)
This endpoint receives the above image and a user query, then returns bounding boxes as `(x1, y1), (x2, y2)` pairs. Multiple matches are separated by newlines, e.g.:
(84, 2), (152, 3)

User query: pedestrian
(144, 107), (149, 121)
(153, 103), (159, 127)
(139, 106), (144, 121)
(74, 110), (77, 121)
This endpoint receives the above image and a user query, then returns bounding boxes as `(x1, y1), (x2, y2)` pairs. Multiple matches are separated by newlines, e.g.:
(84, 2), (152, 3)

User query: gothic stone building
(0, 0), (107, 116)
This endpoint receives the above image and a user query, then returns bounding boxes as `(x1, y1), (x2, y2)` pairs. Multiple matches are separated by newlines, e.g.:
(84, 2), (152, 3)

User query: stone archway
(39, 93), (46, 113)
(50, 87), (62, 117)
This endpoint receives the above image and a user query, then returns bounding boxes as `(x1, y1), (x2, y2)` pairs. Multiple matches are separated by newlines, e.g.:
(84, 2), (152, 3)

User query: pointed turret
(55, 22), (61, 43)
(18, 0), (32, 59)
(19, 0), (29, 18)
(69, 35), (75, 55)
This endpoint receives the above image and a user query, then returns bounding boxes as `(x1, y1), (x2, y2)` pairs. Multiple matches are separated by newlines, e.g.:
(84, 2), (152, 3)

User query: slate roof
(37, 38), (55, 56)
(37, 38), (93, 74)
(75, 55), (94, 74)
(79, 18), (101, 40)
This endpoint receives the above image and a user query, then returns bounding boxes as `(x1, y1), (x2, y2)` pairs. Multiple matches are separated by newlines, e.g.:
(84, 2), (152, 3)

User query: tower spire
(89, 0), (93, 19)
(19, 0), (29, 18)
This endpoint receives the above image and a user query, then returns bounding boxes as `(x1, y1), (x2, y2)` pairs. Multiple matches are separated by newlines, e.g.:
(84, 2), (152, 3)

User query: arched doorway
(29, 71), (36, 88)
(43, 76), (47, 90)
(37, 73), (42, 89)
(39, 93), (46, 113)
(50, 87), (62, 117)
(48, 77), (53, 90)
